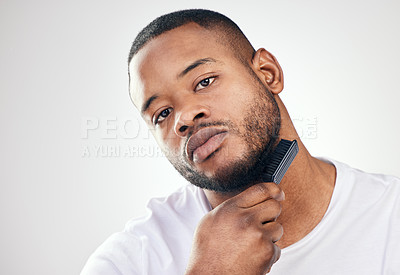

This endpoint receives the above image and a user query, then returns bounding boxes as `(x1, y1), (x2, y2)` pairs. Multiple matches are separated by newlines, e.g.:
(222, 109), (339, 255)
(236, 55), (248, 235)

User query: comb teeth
(262, 139), (298, 184)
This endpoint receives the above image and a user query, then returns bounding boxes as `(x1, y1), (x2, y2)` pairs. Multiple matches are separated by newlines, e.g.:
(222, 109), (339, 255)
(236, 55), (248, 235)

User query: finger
(264, 243), (281, 274)
(272, 243), (281, 263)
(262, 221), (284, 243)
(251, 199), (282, 223)
(230, 182), (285, 208)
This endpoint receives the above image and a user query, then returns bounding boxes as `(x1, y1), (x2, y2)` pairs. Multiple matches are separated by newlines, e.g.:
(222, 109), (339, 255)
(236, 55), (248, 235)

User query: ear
(251, 48), (284, 94)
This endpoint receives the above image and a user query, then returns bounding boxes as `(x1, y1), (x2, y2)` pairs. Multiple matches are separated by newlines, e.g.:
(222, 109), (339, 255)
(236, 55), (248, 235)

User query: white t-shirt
(81, 160), (400, 275)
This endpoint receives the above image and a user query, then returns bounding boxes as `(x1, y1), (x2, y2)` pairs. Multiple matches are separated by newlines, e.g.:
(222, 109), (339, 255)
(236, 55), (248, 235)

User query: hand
(185, 182), (284, 275)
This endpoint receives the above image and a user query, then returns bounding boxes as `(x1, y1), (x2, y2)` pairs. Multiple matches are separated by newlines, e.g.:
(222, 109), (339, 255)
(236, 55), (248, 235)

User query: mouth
(186, 127), (228, 164)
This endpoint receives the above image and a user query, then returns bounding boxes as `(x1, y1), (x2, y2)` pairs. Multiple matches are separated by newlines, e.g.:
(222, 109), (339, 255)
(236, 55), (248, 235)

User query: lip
(186, 127), (228, 163)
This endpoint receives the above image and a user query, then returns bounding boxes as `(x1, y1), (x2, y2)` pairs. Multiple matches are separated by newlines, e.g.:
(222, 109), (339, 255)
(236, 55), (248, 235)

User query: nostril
(194, 113), (204, 120)
(179, 125), (188, 133)
(178, 112), (205, 133)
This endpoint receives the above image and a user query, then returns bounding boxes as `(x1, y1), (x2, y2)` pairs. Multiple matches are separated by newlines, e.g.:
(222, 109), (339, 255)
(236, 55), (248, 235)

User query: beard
(166, 82), (282, 193)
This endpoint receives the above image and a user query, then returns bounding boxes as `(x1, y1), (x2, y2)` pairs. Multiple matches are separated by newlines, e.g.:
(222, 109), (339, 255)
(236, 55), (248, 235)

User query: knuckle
(255, 182), (280, 199)
(257, 182), (284, 200)
(218, 197), (235, 209)
(214, 200), (236, 216)
(254, 182), (270, 196)
(206, 206), (228, 226)
(255, 229), (265, 241)
(198, 211), (215, 227)
(272, 222), (284, 241)
(263, 241), (275, 257)
(238, 212), (254, 229)
(268, 184), (282, 199)
(249, 227), (265, 242)
(267, 199), (282, 216)
(276, 223), (284, 236)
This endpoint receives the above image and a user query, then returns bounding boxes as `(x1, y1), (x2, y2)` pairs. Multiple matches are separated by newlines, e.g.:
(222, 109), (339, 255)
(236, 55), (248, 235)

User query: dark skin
(129, 23), (336, 274)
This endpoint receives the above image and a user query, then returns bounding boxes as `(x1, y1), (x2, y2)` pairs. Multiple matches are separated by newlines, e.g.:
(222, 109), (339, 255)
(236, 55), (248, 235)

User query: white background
(1, 0), (399, 274)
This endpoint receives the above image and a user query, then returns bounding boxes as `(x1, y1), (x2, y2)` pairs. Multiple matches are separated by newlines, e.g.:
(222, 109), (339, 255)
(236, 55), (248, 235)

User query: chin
(194, 143), (247, 177)
(170, 129), (277, 192)
(188, 149), (261, 193)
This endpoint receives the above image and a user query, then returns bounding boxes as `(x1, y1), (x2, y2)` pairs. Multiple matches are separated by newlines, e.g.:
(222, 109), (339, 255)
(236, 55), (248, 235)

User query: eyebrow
(178, 58), (216, 78)
(141, 94), (159, 114)
(141, 58), (217, 114)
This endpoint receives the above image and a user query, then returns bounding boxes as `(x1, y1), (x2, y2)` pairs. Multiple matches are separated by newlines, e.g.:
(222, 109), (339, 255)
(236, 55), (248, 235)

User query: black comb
(261, 139), (298, 184)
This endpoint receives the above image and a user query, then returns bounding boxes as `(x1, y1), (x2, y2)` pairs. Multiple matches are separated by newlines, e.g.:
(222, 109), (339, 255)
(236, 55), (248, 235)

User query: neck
(204, 95), (336, 248)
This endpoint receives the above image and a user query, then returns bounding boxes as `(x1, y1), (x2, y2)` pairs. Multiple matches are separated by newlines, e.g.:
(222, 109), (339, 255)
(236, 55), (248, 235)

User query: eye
(195, 76), (216, 91)
(154, 108), (172, 125)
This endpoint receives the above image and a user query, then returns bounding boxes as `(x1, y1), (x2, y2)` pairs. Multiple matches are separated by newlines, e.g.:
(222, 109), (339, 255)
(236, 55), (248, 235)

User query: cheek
(153, 128), (183, 157)
(211, 81), (257, 120)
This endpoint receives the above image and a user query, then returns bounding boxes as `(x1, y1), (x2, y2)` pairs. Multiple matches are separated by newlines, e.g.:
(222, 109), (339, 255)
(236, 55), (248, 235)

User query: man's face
(130, 23), (281, 192)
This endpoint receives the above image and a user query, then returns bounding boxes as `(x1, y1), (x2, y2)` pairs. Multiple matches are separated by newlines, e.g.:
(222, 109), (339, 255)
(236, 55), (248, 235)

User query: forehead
(129, 23), (234, 109)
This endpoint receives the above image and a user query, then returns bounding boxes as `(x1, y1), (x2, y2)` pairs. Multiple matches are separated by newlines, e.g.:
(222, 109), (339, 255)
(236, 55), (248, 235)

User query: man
(82, 9), (400, 274)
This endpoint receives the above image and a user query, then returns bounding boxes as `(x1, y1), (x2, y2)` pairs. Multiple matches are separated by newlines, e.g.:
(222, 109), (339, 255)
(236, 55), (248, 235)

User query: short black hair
(127, 9), (255, 65)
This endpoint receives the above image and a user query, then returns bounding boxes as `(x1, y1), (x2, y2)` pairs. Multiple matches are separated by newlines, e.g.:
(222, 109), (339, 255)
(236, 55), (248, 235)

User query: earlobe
(252, 48), (284, 94)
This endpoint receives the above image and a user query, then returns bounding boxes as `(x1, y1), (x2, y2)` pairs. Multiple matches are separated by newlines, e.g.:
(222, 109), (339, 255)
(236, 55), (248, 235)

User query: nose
(174, 105), (211, 137)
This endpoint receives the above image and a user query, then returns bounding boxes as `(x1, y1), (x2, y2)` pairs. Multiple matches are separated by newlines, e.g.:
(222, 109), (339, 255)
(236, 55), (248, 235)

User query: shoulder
(81, 232), (142, 275)
(324, 158), (400, 210)
(124, 183), (210, 237)
(331, 158), (400, 192)
(81, 184), (210, 275)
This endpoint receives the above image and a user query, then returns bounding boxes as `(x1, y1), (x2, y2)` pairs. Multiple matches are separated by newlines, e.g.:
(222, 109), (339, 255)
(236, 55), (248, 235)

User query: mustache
(183, 121), (235, 158)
